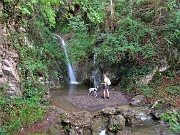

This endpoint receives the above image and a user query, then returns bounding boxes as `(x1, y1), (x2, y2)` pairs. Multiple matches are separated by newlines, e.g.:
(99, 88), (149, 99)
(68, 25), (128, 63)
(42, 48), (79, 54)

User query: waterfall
(54, 34), (78, 84)
(93, 53), (96, 65)
(99, 129), (106, 135)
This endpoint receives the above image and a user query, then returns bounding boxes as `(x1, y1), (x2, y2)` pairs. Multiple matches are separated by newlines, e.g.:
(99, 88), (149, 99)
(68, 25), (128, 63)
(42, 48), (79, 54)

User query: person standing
(101, 73), (111, 99)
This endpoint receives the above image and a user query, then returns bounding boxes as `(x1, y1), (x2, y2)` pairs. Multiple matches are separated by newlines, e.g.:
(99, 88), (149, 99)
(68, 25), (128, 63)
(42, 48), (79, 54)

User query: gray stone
(137, 66), (158, 86)
(83, 128), (91, 135)
(102, 107), (117, 115)
(116, 128), (134, 135)
(41, 91), (51, 103)
(108, 115), (125, 132)
(0, 46), (21, 96)
(69, 127), (78, 135)
(115, 105), (152, 126)
(63, 111), (91, 127)
(130, 95), (145, 106)
(151, 109), (164, 119)
(159, 58), (169, 72)
(116, 105), (136, 119)
(91, 116), (105, 135)
(107, 131), (116, 135)
(48, 75), (62, 89)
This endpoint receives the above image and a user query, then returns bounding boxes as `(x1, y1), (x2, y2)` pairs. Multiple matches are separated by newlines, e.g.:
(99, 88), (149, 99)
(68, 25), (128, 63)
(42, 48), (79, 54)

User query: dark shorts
(105, 85), (109, 90)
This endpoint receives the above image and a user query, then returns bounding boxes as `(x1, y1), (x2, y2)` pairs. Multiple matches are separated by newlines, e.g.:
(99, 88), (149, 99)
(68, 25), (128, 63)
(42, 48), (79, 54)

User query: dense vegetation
(0, 0), (179, 134)
(0, 0), (64, 134)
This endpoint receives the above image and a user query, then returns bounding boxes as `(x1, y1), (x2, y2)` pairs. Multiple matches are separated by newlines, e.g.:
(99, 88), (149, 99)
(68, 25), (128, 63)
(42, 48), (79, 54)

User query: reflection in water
(50, 84), (90, 111)
(68, 84), (77, 95)
(51, 84), (90, 97)
(50, 85), (171, 135)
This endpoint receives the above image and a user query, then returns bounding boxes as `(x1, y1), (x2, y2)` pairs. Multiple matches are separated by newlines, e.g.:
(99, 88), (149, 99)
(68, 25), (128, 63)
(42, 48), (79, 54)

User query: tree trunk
(130, 0), (133, 15)
(110, 0), (114, 16)
(110, 0), (114, 32)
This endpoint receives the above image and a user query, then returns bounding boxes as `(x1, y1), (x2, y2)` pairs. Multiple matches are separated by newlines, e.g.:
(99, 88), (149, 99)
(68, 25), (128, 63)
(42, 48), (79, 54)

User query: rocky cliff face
(76, 59), (120, 86)
(0, 3), (22, 96)
(0, 44), (22, 96)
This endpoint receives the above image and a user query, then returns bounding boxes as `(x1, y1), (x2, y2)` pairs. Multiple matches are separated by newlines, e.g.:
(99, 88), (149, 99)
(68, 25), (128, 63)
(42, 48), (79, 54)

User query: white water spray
(54, 34), (78, 84)
(99, 129), (106, 135)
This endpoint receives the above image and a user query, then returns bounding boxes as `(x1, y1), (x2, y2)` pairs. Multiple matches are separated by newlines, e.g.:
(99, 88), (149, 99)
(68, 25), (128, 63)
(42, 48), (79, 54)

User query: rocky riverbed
(17, 86), (175, 135)
(66, 91), (131, 111)
(50, 85), (131, 112)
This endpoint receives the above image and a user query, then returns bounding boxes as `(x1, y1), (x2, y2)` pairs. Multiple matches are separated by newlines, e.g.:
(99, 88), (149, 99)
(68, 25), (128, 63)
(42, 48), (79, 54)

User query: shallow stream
(50, 84), (174, 135)
(50, 84), (90, 111)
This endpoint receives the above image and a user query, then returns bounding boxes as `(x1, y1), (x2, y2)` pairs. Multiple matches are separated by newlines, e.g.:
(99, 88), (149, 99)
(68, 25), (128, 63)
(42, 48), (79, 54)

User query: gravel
(66, 91), (130, 111)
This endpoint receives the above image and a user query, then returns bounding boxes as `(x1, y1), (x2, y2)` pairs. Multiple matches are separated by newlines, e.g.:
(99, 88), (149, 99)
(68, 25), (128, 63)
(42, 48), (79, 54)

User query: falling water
(99, 129), (106, 135)
(54, 34), (78, 84)
(93, 53), (96, 65)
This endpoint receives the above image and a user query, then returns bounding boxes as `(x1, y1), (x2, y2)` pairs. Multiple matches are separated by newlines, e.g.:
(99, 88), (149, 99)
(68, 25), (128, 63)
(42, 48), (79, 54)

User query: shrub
(0, 96), (47, 134)
(161, 109), (180, 134)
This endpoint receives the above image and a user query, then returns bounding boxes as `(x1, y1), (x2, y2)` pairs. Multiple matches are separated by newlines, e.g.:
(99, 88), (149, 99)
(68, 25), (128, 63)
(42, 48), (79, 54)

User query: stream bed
(50, 84), (130, 111)
(50, 84), (174, 135)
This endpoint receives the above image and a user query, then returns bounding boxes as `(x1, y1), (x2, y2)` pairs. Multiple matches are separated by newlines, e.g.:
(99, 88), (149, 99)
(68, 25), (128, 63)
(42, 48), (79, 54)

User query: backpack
(107, 78), (111, 85)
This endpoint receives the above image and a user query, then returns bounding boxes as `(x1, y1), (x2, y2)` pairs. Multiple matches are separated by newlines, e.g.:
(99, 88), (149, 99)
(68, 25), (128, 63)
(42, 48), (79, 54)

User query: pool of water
(50, 84), (91, 111)
(50, 84), (174, 135)
(130, 120), (172, 135)
(50, 84), (130, 112)
(51, 84), (90, 97)
(98, 120), (173, 135)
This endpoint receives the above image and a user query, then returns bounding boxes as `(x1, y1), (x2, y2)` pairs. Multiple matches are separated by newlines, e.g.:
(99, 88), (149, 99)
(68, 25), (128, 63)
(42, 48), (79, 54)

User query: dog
(88, 86), (98, 97)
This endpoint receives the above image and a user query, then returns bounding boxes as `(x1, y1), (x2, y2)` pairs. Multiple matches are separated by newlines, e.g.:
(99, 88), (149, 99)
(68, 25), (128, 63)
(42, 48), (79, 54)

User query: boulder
(130, 95), (145, 106)
(91, 116), (106, 135)
(63, 111), (91, 127)
(41, 91), (51, 103)
(137, 66), (158, 86)
(83, 128), (92, 135)
(151, 109), (164, 119)
(116, 105), (151, 126)
(102, 107), (118, 115)
(108, 115), (125, 132)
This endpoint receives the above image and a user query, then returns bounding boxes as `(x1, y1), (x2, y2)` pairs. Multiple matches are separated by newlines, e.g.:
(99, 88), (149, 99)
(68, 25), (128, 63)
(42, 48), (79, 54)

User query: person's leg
(103, 89), (106, 98)
(105, 86), (110, 98)
(107, 89), (110, 98)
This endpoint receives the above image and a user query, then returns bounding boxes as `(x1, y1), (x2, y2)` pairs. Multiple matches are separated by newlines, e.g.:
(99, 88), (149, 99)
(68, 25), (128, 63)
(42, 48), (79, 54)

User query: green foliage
(119, 61), (157, 90)
(63, 124), (71, 134)
(115, 0), (131, 16)
(112, 124), (121, 133)
(1, 0), (180, 133)
(64, 15), (96, 62)
(72, 0), (105, 24)
(2, 0), (56, 27)
(96, 17), (156, 64)
(142, 87), (153, 98)
(161, 109), (180, 134)
(68, 32), (96, 62)
(68, 15), (87, 32)
(166, 85), (180, 96)
(0, 96), (47, 134)
(39, 1), (56, 27)
(166, 70), (177, 78)
(1, 1), (65, 133)
(161, 1), (180, 48)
